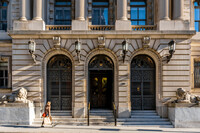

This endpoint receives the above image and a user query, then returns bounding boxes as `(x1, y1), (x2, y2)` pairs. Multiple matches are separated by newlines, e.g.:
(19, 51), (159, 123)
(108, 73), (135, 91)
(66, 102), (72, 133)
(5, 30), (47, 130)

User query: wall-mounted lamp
(122, 40), (129, 63)
(167, 40), (176, 63)
(28, 40), (37, 63)
(75, 39), (82, 63)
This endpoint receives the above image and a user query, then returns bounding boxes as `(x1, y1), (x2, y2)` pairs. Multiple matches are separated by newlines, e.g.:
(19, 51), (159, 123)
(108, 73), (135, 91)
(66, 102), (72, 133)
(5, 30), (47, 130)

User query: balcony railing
(46, 25), (71, 30)
(132, 25), (156, 31)
(89, 25), (115, 30)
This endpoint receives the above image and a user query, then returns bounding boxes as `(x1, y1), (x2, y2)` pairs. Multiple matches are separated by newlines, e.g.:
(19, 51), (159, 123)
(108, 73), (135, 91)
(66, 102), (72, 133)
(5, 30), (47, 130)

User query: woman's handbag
(42, 113), (46, 117)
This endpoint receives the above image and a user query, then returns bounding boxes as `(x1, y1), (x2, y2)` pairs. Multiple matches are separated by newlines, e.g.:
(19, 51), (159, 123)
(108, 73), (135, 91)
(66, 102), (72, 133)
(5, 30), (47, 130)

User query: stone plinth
(115, 20), (131, 31)
(0, 102), (35, 125)
(158, 20), (190, 31)
(168, 103), (200, 128)
(13, 20), (45, 31)
(72, 20), (88, 30)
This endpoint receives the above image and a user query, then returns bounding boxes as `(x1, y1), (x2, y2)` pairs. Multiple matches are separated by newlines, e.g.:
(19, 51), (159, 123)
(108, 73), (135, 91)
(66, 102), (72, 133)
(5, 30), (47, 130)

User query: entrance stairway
(32, 111), (87, 126)
(117, 110), (173, 127)
(89, 109), (115, 126)
(32, 110), (173, 127)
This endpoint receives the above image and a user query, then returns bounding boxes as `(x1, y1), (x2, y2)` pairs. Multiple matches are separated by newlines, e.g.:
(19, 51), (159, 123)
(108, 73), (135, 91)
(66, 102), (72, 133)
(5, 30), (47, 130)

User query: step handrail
(87, 102), (90, 126)
(113, 102), (117, 126)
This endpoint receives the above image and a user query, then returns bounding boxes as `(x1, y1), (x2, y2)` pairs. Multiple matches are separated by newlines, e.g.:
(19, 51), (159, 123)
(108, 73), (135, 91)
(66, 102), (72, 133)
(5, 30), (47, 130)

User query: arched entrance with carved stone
(131, 55), (156, 110)
(47, 54), (72, 110)
(88, 54), (114, 109)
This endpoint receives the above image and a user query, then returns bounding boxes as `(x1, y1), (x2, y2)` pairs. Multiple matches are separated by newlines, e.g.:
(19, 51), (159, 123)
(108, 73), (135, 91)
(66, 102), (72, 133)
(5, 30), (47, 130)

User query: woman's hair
(47, 101), (51, 105)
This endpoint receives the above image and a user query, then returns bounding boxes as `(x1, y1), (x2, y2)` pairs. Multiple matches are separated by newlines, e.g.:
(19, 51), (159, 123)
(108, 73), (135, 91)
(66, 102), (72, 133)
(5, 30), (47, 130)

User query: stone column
(72, 0), (87, 30)
(117, 0), (127, 20)
(19, 0), (27, 21)
(159, 0), (170, 20)
(75, 0), (85, 20)
(173, 0), (184, 20)
(33, 0), (42, 20)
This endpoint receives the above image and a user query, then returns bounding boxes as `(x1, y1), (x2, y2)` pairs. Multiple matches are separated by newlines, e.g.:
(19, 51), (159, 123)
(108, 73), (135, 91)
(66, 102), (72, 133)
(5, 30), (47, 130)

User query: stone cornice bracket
(142, 36), (151, 48)
(97, 36), (105, 48)
(53, 36), (61, 49)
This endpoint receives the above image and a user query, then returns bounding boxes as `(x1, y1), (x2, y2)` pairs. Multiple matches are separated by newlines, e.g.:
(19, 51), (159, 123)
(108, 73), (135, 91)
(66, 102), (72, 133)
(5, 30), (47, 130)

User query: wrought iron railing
(132, 25), (156, 31)
(46, 25), (71, 30)
(113, 102), (117, 126)
(87, 102), (90, 126)
(89, 25), (115, 30)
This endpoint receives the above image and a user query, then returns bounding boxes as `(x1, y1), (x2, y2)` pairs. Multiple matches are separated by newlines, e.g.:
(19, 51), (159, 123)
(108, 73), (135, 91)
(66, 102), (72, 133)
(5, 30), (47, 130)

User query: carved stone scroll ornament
(53, 36), (61, 48)
(97, 36), (105, 48)
(142, 36), (151, 48)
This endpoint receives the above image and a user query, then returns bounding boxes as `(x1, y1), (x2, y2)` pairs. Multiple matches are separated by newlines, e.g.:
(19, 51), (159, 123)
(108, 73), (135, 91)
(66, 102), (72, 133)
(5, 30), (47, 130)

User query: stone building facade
(0, 0), (200, 127)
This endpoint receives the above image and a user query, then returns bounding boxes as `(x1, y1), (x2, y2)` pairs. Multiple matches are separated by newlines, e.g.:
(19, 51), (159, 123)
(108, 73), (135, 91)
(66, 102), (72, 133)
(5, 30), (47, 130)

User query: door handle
(137, 86), (140, 92)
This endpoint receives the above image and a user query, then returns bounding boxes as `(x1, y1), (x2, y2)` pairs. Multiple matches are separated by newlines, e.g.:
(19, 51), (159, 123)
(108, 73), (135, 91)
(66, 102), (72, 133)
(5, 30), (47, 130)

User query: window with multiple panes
(0, 1), (7, 30)
(130, 0), (146, 25)
(195, 1), (200, 31)
(194, 60), (200, 88)
(0, 60), (8, 88)
(92, 0), (109, 25)
(54, 0), (71, 25)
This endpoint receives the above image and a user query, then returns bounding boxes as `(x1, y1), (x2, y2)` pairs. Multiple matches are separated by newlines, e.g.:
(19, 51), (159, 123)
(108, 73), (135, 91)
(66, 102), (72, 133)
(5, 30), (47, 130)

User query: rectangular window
(92, 0), (109, 25)
(194, 60), (200, 88)
(195, 2), (200, 32)
(54, 0), (71, 25)
(0, 2), (7, 30)
(130, 0), (146, 25)
(0, 61), (8, 88)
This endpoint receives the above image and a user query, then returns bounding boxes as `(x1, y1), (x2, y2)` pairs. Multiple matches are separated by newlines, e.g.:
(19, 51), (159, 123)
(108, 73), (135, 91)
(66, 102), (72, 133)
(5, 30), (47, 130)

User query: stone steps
(117, 110), (173, 127)
(32, 110), (173, 127)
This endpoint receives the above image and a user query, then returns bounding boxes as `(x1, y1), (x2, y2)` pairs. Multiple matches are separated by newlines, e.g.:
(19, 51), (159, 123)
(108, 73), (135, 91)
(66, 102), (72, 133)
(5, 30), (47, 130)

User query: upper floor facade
(0, 0), (199, 33)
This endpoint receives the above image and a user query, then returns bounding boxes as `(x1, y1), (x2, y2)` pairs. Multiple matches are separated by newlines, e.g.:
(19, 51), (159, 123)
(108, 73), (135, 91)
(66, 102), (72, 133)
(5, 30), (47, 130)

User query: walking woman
(41, 101), (52, 127)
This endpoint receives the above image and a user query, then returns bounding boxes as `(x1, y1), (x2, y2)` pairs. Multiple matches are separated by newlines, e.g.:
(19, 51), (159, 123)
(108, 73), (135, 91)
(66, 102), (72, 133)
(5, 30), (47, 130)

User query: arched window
(54, 0), (71, 25)
(92, 0), (109, 25)
(0, 0), (8, 30)
(194, 1), (200, 31)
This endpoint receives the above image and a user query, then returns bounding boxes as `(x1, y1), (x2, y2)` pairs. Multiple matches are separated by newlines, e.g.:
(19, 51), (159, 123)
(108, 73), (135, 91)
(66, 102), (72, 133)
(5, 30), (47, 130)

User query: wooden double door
(89, 70), (113, 109)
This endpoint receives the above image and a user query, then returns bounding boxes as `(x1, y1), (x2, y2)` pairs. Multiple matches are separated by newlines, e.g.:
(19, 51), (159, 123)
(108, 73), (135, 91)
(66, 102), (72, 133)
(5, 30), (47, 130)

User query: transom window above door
(54, 0), (71, 25)
(92, 0), (109, 25)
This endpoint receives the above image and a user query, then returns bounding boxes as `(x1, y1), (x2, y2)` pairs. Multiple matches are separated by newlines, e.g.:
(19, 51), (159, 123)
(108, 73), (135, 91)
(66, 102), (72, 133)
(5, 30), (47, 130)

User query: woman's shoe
(41, 125), (44, 127)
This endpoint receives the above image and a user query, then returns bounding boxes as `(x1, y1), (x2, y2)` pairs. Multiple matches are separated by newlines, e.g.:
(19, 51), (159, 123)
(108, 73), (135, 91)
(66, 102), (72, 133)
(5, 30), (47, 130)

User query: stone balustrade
(132, 25), (156, 31)
(46, 25), (72, 30)
(89, 25), (115, 31)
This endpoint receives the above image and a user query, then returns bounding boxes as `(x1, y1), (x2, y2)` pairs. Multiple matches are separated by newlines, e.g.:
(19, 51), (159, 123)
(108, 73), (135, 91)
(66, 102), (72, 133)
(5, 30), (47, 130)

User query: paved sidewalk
(0, 125), (200, 133)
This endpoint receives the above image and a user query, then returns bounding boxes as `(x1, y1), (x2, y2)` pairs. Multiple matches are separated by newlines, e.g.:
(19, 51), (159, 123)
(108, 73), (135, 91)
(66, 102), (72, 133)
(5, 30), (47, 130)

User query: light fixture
(122, 40), (129, 63)
(28, 40), (37, 63)
(167, 40), (176, 63)
(75, 39), (82, 63)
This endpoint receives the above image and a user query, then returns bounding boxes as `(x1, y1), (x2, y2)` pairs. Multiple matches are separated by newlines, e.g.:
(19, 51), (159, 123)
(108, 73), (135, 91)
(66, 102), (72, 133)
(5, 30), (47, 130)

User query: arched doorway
(89, 55), (114, 109)
(131, 55), (155, 110)
(47, 55), (72, 110)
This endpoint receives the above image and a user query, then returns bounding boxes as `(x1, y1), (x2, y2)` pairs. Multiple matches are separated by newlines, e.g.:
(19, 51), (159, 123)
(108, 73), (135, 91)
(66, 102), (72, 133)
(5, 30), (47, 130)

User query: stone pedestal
(72, 20), (88, 30)
(0, 102), (35, 125)
(158, 20), (190, 31)
(115, 20), (131, 31)
(118, 106), (130, 118)
(168, 103), (200, 128)
(13, 20), (45, 31)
